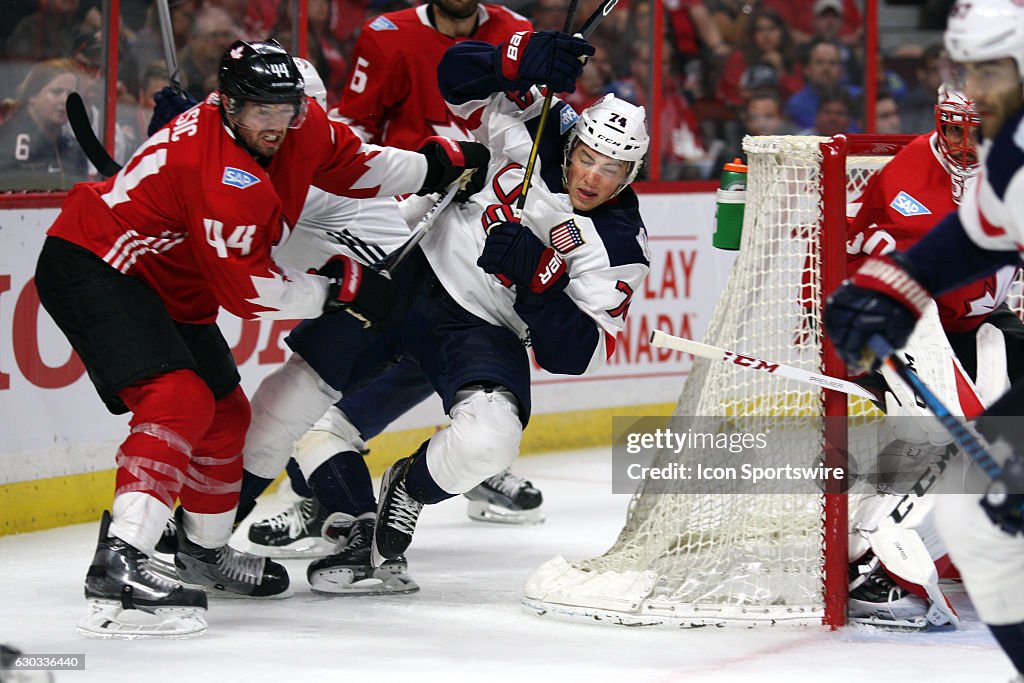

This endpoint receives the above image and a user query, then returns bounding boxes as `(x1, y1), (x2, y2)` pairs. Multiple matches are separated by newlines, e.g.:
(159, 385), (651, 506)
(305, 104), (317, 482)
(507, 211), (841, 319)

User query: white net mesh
(523, 136), (895, 627)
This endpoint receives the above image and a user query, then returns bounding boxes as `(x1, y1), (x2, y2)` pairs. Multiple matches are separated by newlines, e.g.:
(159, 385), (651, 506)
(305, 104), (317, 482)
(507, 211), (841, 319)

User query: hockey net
(523, 134), (916, 628)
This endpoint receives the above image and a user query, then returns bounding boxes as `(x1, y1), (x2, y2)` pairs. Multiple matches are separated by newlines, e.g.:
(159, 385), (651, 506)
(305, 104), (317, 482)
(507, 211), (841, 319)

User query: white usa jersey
(418, 87), (650, 375)
(959, 112), (1024, 254)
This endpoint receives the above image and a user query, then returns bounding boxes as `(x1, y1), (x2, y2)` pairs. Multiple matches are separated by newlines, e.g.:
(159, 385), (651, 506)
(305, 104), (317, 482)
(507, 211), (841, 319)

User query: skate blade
(309, 567), (419, 596)
(246, 538), (334, 559)
(78, 599), (207, 639)
(466, 501), (545, 525)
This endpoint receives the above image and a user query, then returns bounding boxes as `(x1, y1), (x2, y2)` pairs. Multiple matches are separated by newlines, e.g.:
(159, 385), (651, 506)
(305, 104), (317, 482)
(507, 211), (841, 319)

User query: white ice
(0, 447), (1014, 683)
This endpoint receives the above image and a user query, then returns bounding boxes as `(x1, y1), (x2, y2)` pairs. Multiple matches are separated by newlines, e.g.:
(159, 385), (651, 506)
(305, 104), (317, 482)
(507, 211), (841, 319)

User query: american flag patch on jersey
(550, 219), (584, 254)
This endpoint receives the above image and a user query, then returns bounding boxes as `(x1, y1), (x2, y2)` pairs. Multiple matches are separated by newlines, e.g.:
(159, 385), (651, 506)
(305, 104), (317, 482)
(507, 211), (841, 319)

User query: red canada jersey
(848, 132), (1017, 333)
(331, 3), (531, 149)
(47, 95), (425, 324)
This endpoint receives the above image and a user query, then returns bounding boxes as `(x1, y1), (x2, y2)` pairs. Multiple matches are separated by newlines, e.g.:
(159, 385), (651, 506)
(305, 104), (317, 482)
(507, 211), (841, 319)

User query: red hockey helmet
(934, 85), (980, 203)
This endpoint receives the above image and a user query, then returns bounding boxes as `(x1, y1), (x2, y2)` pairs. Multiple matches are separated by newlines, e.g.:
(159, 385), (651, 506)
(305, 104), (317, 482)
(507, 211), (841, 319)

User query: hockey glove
(496, 30), (594, 93)
(148, 87), (199, 137)
(318, 255), (396, 327)
(477, 220), (568, 297)
(824, 254), (931, 371)
(416, 137), (490, 200)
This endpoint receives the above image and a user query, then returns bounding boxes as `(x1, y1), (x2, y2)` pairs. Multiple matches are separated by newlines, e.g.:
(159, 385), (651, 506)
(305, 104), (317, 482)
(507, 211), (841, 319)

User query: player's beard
(433, 0), (479, 21)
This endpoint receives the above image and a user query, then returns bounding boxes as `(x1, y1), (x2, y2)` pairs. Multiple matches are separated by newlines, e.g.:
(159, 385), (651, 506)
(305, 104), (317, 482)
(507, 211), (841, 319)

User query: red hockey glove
(417, 137), (490, 200)
(318, 255), (396, 327)
(824, 254), (931, 371)
(477, 221), (568, 297)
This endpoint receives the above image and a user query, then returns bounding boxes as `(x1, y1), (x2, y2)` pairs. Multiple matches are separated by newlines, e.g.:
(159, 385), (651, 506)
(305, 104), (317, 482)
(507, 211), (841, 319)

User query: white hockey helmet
(944, 0), (1024, 77)
(563, 94), (650, 195)
(294, 58), (327, 111)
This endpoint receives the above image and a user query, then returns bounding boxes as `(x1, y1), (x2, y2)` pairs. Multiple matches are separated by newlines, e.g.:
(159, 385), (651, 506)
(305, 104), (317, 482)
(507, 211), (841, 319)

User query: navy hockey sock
(286, 457), (314, 498)
(235, 470), (275, 525)
(988, 622), (1024, 674)
(308, 451), (377, 516)
(404, 445), (455, 505)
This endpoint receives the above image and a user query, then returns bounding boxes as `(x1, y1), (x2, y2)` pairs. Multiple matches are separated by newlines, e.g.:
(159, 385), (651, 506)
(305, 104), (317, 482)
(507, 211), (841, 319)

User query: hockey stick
(650, 329), (878, 400)
(372, 180), (461, 277)
(67, 0), (182, 178)
(66, 92), (121, 177)
(506, 0), (581, 224)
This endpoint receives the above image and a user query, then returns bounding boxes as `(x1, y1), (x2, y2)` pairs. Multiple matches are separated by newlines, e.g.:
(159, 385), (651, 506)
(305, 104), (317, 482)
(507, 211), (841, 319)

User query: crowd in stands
(0, 0), (955, 191)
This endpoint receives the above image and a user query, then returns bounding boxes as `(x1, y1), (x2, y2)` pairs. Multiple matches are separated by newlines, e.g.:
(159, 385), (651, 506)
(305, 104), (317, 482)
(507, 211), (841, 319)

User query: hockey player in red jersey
(34, 39), (488, 638)
(827, 0), (1024, 673)
(331, 0), (533, 148)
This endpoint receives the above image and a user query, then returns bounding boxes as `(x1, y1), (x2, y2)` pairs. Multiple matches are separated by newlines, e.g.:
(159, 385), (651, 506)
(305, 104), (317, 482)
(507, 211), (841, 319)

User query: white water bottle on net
(522, 134), (921, 628)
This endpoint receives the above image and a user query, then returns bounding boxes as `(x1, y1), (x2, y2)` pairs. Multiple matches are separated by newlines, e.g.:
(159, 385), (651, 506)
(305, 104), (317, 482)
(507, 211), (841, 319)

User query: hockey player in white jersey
(239, 30), (651, 589)
(826, 0), (1024, 675)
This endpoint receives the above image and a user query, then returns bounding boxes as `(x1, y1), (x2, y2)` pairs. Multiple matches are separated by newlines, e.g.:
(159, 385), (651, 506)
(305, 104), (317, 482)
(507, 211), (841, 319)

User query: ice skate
(848, 553), (929, 629)
(308, 512), (418, 595)
(464, 469), (544, 524)
(247, 496), (332, 558)
(172, 508), (292, 599)
(78, 511), (207, 639)
(371, 456), (423, 567)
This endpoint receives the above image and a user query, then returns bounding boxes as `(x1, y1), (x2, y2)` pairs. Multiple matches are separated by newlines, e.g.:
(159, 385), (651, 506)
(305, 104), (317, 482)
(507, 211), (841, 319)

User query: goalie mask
(219, 40), (308, 131)
(934, 85), (980, 205)
(563, 94), (650, 196)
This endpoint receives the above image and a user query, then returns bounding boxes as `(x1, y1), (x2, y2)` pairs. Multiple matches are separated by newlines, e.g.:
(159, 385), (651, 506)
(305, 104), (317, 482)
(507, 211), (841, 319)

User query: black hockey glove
(148, 87), (199, 137)
(416, 137), (490, 200)
(824, 254), (931, 371)
(477, 220), (568, 298)
(495, 30), (594, 93)
(318, 255), (396, 327)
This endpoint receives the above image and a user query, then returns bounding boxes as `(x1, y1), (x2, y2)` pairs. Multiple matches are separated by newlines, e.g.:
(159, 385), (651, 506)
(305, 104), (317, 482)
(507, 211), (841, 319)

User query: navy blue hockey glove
(477, 220), (568, 297)
(417, 137), (490, 200)
(318, 255), (396, 327)
(496, 30), (593, 93)
(824, 254), (931, 371)
(148, 87), (199, 136)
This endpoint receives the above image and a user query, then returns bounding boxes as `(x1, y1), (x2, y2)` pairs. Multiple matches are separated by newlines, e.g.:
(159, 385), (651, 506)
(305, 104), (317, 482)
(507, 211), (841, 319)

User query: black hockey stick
(66, 92), (121, 177)
(509, 0), (581, 222)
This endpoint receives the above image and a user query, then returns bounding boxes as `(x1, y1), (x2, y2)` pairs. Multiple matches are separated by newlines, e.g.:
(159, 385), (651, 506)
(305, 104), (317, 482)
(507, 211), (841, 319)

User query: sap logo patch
(890, 190), (931, 217)
(222, 167), (261, 189)
(559, 105), (579, 134)
(369, 16), (398, 31)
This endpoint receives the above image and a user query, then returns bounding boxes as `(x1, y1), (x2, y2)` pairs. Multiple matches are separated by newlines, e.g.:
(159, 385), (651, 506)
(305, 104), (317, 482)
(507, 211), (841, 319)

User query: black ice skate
(172, 508), (292, 599)
(307, 512), (418, 595)
(848, 552), (929, 629)
(371, 456), (424, 567)
(464, 469), (544, 524)
(247, 496), (332, 558)
(78, 511), (207, 638)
